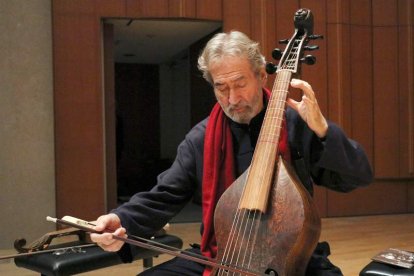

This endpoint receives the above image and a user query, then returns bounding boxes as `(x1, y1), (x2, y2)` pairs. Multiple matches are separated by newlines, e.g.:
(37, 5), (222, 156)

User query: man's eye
(236, 82), (247, 88)
(216, 86), (228, 93)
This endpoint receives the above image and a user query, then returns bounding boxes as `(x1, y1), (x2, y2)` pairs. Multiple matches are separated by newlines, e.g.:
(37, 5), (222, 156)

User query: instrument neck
(238, 70), (292, 212)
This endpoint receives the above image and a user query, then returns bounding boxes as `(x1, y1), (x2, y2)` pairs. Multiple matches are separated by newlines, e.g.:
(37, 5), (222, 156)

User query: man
(91, 31), (373, 275)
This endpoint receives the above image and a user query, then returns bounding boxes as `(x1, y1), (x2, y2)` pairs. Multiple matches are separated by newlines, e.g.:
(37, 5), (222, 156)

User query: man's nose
(228, 88), (240, 105)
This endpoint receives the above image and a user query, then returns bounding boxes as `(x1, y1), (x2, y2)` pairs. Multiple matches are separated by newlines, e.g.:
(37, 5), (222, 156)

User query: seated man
(91, 31), (373, 275)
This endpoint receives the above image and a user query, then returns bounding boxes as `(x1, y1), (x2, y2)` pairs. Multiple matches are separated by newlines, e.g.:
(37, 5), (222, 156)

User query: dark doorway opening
(114, 63), (163, 199)
(105, 19), (222, 222)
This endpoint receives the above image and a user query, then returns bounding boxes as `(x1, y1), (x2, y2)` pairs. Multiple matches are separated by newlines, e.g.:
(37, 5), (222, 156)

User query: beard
(219, 89), (263, 124)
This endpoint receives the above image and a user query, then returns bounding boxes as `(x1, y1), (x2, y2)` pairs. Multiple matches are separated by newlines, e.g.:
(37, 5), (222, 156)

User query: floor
(1, 214), (414, 275)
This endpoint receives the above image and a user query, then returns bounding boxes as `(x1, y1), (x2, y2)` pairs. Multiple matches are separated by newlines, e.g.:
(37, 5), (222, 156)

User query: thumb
(94, 215), (110, 231)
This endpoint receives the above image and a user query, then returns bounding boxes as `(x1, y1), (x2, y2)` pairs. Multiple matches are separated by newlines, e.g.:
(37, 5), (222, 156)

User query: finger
(98, 228), (127, 245)
(286, 98), (299, 111)
(100, 240), (125, 252)
(290, 79), (315, 100)
(96, 229), (126, 252)
(90, 232), (113, 244)
(302, 95), (314, 106)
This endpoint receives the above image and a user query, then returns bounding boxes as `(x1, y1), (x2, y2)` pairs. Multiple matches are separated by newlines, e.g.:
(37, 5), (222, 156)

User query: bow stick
(47, 216), (262, 276)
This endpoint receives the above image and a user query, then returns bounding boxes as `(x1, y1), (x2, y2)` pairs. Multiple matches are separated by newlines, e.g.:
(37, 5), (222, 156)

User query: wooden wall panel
(95, 0), (126, 17)
(349, 1), (372, 158)
(373, 28), (400, 177)
(326, 24), (351, 131)
(372, 0), (398, 26)
(250, 0), (277, 63)
(326, 0), (350, 24)
(328, 181), (408, 216)
(275, 0), (299, 45)
(196, 0), (222, 20)
(323, 2), (351, 217)
(326, 21), (377, 216)
(398, 0), (414, 177)
(103, 23), (117, 211)
(326, 0), (351, 130)
(222, 0), (251, 34)
(372, 0), (399, 178)
(325, 0), (374, 170)
(350, 0), (371, 25)
(54, 10), (105, 220)
(350, 26), (374, 163)
(53, 0), (126, 220)
(126, 0), (169, 17)
(126, 0), (222, 20)
(168, 0), (196, 17)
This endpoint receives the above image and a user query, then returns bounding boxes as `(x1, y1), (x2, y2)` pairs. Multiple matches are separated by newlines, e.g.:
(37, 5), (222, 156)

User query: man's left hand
(287, 78), (328, 138)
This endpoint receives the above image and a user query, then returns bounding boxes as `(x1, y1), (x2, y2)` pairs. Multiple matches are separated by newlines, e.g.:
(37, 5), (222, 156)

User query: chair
(360, 261), (414, 276)
(14, 234), (183, 276)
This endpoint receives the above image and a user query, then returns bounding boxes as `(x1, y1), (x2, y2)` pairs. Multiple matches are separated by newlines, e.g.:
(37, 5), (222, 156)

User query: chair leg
(143, 257), (153, 269)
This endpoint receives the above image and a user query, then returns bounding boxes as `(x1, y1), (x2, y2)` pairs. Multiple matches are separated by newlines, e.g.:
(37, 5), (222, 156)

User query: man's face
(209, 55), (265, 124)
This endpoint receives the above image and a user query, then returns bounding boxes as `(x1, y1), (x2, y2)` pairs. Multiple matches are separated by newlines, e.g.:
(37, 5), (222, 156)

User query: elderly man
(91, 31), (372, 276)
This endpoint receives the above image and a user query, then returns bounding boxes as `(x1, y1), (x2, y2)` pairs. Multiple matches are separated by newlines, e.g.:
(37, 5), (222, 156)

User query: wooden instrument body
(213, 158), (321, 276)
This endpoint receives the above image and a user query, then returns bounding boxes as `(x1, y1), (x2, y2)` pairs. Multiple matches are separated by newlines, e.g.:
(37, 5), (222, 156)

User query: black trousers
(138, 242), (343, 276)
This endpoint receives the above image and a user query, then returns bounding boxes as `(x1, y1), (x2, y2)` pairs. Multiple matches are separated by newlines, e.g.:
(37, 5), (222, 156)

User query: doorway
(104, 19), (221, 221)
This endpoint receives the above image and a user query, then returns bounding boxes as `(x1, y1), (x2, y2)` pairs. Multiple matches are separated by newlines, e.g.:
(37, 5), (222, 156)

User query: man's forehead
(214, 75), (246, 86)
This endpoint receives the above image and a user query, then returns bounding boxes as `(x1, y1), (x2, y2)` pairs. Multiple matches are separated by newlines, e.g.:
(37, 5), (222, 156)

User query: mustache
(227, 104), (249, 112)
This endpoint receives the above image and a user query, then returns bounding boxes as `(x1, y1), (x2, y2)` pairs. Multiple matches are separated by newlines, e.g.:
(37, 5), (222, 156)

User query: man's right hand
(90, 213), (127, 252)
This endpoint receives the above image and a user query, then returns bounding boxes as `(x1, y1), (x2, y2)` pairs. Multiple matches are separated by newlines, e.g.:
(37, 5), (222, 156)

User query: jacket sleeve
(310, 122), (373, 192)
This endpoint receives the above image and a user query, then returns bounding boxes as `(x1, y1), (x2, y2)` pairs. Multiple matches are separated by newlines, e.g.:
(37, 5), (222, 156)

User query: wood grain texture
(398, 0), (414, 177)
(168, 0), (196, 18)
(196, 0), (222, 20)
(126, 0), (169, 18)
(327, 181), (408, 216)
(222, 0), (251, 34)
(53, 1), (108, 220)
(373, 27), (400, 178)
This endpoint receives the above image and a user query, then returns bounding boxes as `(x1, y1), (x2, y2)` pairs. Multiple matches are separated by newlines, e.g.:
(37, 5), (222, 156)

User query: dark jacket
(112, 107), (373, 273)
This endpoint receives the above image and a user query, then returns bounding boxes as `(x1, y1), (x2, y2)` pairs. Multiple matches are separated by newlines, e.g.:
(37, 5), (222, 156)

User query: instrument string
(217, 198), (248, 275)
(218, 194), (257, 275)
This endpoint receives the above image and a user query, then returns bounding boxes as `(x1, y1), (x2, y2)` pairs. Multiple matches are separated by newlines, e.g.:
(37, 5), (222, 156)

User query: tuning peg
(304, 45), (319, 51)
(265, 62), (277, 74)
(278, 39), (289, 44)
(308, 34), (324, 40)
(300, 55), (316, 65)
(271, 48), (283, 60)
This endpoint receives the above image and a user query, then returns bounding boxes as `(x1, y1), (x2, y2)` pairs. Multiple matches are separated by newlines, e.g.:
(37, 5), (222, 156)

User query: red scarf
(200, 88), (290, 276)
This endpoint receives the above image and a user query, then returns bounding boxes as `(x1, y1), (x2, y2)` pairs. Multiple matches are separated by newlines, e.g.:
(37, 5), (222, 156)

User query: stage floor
(1, 214), (414, 275)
